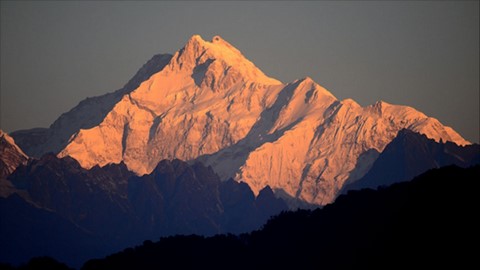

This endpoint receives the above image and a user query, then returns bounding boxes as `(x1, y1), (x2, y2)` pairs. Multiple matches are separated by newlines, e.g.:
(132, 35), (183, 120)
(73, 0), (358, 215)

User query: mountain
(13, 35), (469, 206)
(344, 129), (480, 192)
(57, 35), (285, 175)
(0, 130), (28, 198)
(0, 130), (28, 179)
(2, 34), (476, 269)
(0, 155), (286, 268)
(61, 35), (470, 205)
(79, 165), (479, 270)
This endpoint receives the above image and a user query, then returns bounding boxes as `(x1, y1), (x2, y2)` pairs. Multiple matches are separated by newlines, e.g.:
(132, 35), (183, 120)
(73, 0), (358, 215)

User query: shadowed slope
(0, 156), (286, 268)
(344, 129), (480, 192)
(81, 165), (479, 270)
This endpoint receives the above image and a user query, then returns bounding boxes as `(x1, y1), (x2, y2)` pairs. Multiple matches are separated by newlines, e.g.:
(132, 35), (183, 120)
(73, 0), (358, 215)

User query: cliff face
(0, 130), (28, 180)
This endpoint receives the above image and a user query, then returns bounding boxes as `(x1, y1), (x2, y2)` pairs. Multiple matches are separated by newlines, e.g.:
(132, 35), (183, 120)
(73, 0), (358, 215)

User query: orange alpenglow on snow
(54, 35), (469, 205)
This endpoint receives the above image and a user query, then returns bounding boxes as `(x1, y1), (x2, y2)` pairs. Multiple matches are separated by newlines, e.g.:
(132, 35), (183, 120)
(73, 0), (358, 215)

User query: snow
(59, 35), (285, 176)
(57, 34), (470, 206)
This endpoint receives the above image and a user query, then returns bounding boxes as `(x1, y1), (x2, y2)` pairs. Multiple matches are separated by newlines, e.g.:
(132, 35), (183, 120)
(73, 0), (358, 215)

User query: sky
(0, 1), (478, 143)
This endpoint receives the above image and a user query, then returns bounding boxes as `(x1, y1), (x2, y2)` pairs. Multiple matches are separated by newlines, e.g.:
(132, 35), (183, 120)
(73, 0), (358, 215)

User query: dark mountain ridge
(79, 165), (479, 270)
(344, 129), (480, 192)
(0, 155), (286, 268)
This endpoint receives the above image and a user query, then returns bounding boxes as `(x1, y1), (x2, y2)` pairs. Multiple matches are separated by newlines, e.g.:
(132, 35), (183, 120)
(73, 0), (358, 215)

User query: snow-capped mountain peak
(58, 35), (286, 175)
(47, 35), (470, 205)
(168, 34), (281, 87)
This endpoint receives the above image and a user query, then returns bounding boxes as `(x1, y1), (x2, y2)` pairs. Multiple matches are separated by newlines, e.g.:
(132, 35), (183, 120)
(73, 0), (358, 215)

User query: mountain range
(1, 142), (286, 267)
(8, 35), (469, 205)
(4, 165), (476, 270)
(76, 165), (478, 270)
(1, 35), (478, 268)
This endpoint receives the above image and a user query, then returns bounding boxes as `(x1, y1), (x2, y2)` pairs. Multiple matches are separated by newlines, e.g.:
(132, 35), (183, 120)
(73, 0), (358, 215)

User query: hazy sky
(1, 1), (478, 143)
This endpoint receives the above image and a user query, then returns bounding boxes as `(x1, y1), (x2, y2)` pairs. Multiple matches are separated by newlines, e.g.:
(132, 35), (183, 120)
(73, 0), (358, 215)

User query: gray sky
(1, 1), (478, 143)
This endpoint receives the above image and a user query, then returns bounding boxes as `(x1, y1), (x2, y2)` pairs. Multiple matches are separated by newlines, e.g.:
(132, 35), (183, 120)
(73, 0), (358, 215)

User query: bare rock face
(0, 130), (28, 179)
(44, 35), (467, 205)
(0, 130), (29, 198)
